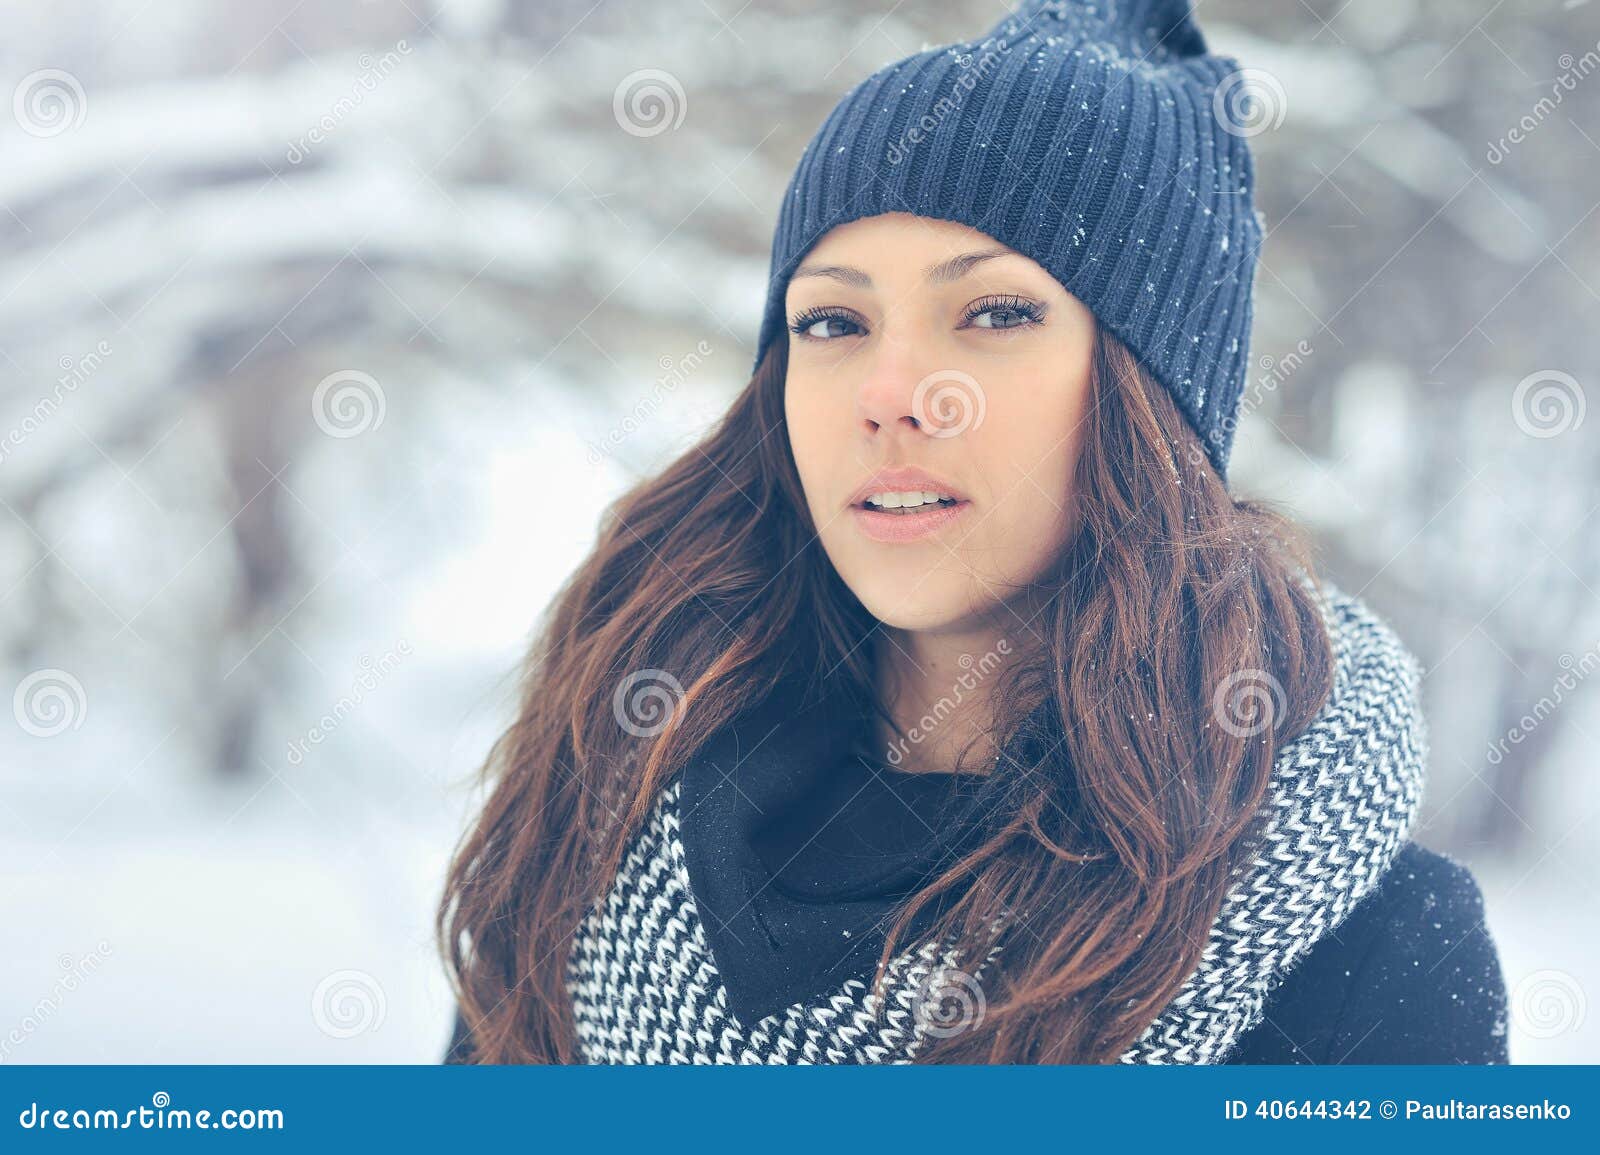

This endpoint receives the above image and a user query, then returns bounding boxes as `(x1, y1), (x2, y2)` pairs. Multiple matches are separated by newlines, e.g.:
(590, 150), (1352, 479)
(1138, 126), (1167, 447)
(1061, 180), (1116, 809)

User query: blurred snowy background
(1, 0), (1596, 1064)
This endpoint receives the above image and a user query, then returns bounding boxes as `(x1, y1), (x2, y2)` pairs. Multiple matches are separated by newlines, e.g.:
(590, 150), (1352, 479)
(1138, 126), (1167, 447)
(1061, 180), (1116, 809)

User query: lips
(847, 466), (972, 544)
(847, 467), (968, 510)
(852, 501), (970, 543)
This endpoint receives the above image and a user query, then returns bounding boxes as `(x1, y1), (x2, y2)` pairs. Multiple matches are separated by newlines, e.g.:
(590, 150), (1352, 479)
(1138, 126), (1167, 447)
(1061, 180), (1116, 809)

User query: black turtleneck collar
(676, 674), (1002, 1027)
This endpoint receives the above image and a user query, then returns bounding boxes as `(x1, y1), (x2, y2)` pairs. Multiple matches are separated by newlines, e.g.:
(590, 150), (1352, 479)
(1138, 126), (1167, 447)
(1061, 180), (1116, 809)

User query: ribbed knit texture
(565, 580), (1429, 1063)
(751, 0), (1265, 480)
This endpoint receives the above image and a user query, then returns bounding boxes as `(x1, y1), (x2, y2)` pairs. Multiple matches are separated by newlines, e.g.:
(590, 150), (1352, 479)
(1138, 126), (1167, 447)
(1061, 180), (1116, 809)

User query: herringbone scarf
(567, 580), (1427, 1063)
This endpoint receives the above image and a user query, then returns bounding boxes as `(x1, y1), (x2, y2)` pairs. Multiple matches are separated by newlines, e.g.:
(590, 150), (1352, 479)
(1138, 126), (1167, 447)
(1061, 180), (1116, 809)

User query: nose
(855, 339), (926, 438)
(857, 343), (986, 443)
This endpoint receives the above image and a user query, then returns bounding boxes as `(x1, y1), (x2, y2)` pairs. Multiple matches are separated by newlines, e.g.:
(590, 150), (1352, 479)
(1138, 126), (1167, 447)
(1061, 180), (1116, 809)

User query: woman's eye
(806, 317), (855, 339)
(971, 308), (1025, 329)
(965, 298), (1044, 330)
(789, 311), (863, 341)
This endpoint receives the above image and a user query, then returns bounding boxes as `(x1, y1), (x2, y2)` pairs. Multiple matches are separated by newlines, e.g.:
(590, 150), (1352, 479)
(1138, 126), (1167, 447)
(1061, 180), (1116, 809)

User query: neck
(873, 613), (1026, 776)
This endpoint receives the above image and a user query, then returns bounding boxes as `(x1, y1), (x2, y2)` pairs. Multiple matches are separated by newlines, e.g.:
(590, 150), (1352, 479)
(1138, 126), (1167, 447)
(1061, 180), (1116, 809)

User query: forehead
(788, 213), (1050, 299)
(800, 212), (1007, 262)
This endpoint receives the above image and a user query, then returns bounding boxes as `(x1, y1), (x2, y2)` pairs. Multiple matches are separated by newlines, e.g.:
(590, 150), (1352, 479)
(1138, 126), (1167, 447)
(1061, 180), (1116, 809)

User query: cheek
(783, 375), (833, 509)
(971, 382), (1086, 566)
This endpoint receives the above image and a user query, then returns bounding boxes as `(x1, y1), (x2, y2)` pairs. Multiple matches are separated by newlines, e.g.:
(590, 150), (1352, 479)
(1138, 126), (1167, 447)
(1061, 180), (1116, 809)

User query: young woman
(439, 0), (1510, 1064)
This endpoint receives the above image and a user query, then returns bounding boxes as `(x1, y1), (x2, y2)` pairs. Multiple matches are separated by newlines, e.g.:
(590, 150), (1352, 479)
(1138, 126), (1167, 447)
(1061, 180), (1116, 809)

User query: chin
(847, 581), (976, 634)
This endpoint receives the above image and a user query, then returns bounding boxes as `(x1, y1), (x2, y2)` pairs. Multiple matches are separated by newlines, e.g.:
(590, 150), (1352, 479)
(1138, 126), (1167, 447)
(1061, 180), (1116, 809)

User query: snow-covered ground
(0, 812), (462, 1063)
(1459, 698), (1600, 1064)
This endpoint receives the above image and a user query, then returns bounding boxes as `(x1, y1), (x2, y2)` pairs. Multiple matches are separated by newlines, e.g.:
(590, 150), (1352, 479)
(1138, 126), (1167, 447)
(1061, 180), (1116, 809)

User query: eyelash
(965, 294), (1046, 329)
(787, 294), (1047, 341)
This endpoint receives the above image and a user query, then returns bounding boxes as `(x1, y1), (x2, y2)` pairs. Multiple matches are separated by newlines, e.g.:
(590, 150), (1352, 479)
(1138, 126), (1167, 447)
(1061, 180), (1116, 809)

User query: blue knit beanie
(751, 0), (1266, 480)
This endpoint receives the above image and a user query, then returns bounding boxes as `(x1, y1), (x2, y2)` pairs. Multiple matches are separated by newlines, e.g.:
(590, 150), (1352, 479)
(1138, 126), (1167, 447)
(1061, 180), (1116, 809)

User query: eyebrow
(789, 247), (1016, 289)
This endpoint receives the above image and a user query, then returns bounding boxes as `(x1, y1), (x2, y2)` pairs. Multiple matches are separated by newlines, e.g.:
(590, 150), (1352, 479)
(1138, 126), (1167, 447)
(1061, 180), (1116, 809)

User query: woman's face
(783, 212), (1097, 635)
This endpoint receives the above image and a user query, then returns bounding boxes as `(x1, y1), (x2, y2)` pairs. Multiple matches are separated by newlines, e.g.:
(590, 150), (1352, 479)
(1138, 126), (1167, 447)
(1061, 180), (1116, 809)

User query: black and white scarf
(567, 580), (1427, 1063)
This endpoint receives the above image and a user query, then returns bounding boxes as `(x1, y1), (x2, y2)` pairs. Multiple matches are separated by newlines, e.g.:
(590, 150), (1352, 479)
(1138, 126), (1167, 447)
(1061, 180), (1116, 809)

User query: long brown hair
(437, 326), (1335, 1063)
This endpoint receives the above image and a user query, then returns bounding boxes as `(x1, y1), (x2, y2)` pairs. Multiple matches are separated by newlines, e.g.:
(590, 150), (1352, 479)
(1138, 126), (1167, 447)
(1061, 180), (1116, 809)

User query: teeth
(865, 490), (956, 509)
